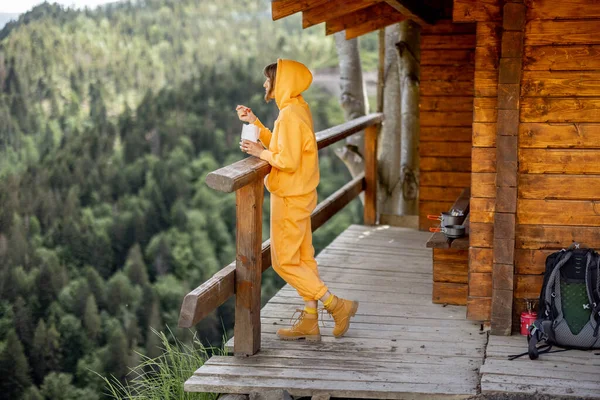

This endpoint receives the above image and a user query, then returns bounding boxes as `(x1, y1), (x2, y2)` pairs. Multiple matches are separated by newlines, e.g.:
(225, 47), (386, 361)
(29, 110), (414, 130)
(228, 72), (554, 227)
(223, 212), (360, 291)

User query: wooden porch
(185, 225), (600, 399)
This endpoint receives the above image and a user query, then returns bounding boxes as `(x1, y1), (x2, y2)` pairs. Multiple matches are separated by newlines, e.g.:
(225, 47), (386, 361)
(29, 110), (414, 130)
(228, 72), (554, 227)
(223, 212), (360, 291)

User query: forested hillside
(0, 1), (374, 399)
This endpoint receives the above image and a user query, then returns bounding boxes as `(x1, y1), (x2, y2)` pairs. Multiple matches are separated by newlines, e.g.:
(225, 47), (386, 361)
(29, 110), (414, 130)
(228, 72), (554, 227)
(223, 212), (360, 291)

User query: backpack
(524, 246), (600, 360)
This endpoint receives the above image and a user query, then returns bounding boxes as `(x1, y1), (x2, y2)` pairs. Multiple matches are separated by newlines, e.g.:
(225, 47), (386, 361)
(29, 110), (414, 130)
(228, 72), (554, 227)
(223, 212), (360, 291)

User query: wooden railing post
(364, 123), (379, 225)
(233, 176), (264, 356)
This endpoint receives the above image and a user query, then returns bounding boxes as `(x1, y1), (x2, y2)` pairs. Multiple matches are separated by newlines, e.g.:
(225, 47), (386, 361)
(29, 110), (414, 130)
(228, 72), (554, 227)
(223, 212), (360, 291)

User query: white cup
(241, 124), (259, 143)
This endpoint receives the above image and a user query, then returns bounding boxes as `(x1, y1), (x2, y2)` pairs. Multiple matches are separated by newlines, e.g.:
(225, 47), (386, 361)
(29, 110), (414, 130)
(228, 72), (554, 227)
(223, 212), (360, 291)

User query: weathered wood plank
(316, 113), (384, 150)
(514, 275), (543, 299)
(472, 148), (496, 173)
(433, 249), (468, 262)
(420, 172), (471, 187)
(525, 20), (600, 46)
(469, 273), (492, 297)
(470, 247), (493, 273)
(364, 124), (377, 225)
(467, 297), (491, 321)
(421, 49), (474, 66)
(515, 249), (553, 275)
(453, 0), (501, 23)
(527, 0), (600, 20)
(475, 45), (500, 71)
(421, 34), (476, 50)
(421, 65), (475, 82)
(522, 71), (600, 97)
(471, 173), (496, 198)
(476, 22), (501, 48)
(420, 97), (474, 112)
(474, 70), (498, 97)
(519, 174), (600, 200)
(302, 0), (378, 28)
(325, 2), (401, 35)
(234, 179), (264, 356)
(473, 97), (498, 123)
(421, 126), (473, 142)
(420, 141), (472, 158)
(472, 123), (497, 147)
(421, 19), (476, 35)
(521, 97), (600, 123)
(421, 157), (471, 172)
(516, 224), (600, 249)
(519, 123), (600, 148)
(420, 186), (466, 202)
(420, 81), (474, 97)
(432, 282), (468, 305)
(345, 8), (407, 39)
(520, 149), (600, 174)
(470, 198), (495, 224)
(433, 262), (468, 284)
(271, 0), (329, 20)
(524, 45), (600, 71)
(470, 222), (494, 248)
(420, 111), (474, 127)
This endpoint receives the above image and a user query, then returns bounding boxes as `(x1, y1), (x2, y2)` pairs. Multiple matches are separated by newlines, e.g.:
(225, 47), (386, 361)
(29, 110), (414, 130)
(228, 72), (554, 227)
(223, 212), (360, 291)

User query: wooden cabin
(178, 0), (600, 398)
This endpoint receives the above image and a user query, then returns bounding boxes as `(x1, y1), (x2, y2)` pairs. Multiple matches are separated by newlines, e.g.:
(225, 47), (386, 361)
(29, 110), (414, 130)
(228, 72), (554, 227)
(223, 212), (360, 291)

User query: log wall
(419, 20), (476, 231)
(513, 0), (600, 332)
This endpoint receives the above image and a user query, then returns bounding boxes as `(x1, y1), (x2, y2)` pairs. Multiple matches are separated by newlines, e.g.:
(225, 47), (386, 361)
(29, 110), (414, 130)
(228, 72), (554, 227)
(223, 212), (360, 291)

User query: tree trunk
(377, 24), (402, 216)
(333, 32), (368, 180)
(397, 20), (420, 215)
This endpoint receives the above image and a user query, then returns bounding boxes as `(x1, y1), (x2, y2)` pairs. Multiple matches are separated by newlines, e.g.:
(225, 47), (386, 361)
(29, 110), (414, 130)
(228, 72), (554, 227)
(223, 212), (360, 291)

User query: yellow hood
(274, 59), (313, 109)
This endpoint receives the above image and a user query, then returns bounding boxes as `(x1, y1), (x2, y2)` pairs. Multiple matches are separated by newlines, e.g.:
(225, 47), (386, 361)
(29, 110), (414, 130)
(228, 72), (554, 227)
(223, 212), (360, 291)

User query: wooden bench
(426, 188), (470, 306)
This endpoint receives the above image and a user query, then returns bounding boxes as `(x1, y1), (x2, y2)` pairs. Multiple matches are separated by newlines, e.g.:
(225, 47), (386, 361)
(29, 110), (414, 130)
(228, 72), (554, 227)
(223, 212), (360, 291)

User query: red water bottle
(520, 299), (537, 336)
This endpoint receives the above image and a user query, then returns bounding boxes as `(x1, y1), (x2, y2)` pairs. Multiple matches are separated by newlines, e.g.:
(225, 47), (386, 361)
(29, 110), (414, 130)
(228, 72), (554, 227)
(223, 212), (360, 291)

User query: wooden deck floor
(185, 224), (600, 399)
(186, 225), (487, 399)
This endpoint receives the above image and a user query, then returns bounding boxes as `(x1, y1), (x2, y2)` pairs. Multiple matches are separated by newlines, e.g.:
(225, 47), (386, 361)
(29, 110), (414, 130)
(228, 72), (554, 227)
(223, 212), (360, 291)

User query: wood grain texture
(453, 0), (502, 22)
(491, 288), (513, 336)
(520, 123), (600, 148)
(521, 97), (600, 123)
(434, 249), (469, 262)
(496, 186), (517, 213)
(434, 262), (469, 284)
(472, 123), (497, 147)
(470, 247), (493, 273)
(433, 282), (468, 305)
(421, 172), (471, 187)
(421, 157), (472, 172)
(271, 0), (329, 20)
(516, 224), (600, 249)
(527, 0), (600, 19)
(469, 273), (493, 297)
(493, 239), (515, 265)
(421, 49), (474, 66)
(422, 126), (473, 142)
(525, 20), (600, 46)
(519, 174), (600, 200)
(474, 97), (498, 123)
(470, 198), (496, 223)
(514, 275), (543, 299)
(234, 180), (264, 356)
(515, 249), (553, 275)
(522, 71), (600, 97)
(420, 81), (474, 96)
(364, 124), (378, 225)
(472, 148), (496, 173)
(420, 186), (467, 201)
(519, 149), (600, 174)
(421, 65), (475, 81)
(325, 2), (400, 35)
(470, 223), (494, 248)
(471, 173), (496, 198)
(421, 34), (476, 49)
(467, 297), (492, 321)
(302, 0), (377, 28)
(345, 9), (407, 39)
(524, 45), (600, 71)
(502, 2), (525, 32)
(421, 19), (476, 35)
(517, 199), (600, 226)
(421, 111), (474, 127)
(475, 70), (499, 97)
(476, 22), (501, 48)
(420, 96), (474, 112)
(475, 46), (500, 71)
(497, 110), (519, 136)
(420, 141), (472, 158)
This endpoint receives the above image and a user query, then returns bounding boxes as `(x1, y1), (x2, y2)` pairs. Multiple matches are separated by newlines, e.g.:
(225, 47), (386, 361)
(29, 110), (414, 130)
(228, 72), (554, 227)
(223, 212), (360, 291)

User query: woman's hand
(236, 105), (257, 123)
(240, 140), (264, 158)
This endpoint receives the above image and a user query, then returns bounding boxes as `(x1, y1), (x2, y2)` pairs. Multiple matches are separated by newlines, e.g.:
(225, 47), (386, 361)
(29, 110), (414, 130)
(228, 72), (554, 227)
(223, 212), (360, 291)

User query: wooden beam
(326, 3), (401, 35)
(271, 0), (329, 21)
(302, 0), (378, 29)
(383, 0), (437, 26)
(345, 12), (407, 40)
(233, 178), (264, 356)
(206, 114), (383, 193)
(364, 124), (378, 225)
(312, 174), (364, 230)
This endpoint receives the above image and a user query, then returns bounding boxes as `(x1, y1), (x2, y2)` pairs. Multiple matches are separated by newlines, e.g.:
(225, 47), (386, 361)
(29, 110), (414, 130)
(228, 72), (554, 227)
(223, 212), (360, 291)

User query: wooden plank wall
(419, 20), (476, 231)
(514, 0), (600, 332)
(454, 0), (502, 323)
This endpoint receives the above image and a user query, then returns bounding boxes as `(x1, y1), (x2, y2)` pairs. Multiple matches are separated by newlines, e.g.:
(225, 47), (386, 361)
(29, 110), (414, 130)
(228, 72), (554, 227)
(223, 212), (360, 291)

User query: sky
(2, 0), (117, 14)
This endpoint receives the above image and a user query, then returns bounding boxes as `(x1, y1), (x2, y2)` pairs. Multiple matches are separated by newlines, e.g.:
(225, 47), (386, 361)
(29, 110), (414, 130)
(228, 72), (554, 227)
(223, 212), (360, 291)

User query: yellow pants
(270, 190), (328, 301)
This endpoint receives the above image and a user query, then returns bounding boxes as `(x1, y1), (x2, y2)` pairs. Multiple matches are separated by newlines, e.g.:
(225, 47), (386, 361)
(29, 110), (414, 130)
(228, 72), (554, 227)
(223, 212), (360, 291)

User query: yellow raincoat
(252, 59), (328, 301)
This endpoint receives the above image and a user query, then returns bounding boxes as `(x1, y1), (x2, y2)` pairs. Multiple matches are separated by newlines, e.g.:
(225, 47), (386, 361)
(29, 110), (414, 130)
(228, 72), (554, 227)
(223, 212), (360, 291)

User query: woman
(236, 59), (358, 341)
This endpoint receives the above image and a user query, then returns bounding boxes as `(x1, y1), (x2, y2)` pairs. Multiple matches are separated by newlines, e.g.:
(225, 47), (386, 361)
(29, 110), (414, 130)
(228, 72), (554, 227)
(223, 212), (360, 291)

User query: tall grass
(99, 328), (225, 400)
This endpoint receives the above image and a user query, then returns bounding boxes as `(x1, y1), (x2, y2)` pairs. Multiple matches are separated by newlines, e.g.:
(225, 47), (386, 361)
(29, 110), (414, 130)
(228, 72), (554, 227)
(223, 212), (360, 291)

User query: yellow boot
(324, 295), (359, 338)
(276, 309), (321, 341)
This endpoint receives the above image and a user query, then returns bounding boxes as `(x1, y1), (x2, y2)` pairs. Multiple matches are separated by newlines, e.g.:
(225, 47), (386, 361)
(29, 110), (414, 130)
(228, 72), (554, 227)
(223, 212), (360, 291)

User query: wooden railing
(177, 113), (383, 356)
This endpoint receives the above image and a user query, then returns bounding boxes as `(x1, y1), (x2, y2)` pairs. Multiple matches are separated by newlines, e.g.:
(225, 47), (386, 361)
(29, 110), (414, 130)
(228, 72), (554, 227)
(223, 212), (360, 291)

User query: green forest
(0, 0), (377, 398)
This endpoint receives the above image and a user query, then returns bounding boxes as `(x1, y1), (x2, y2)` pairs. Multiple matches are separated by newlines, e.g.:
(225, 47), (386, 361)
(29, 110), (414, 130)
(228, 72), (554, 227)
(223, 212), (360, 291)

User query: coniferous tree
(124, 243), (149, 286)
(83, 295), (101, 341)
(0, 329), (32, 398)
